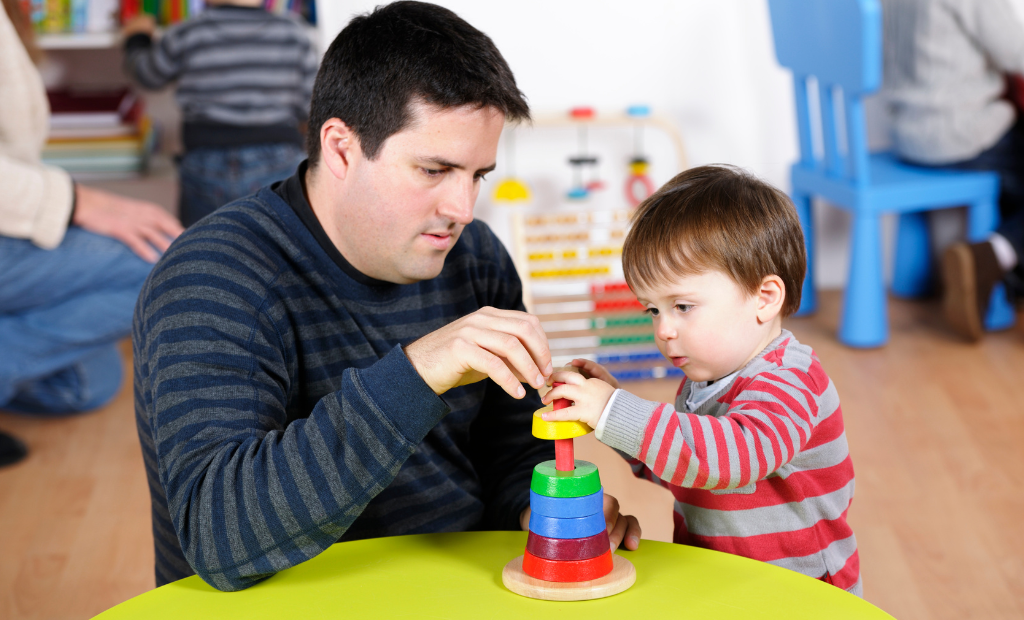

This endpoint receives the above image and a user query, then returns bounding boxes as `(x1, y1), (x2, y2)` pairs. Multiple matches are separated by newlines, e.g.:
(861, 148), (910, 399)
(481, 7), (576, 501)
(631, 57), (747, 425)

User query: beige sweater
(882, 0), (1024, 164)
(0, 5), (73, 249)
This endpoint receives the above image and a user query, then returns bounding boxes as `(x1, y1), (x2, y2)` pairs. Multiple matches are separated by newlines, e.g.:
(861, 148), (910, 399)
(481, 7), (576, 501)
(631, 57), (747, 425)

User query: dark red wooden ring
(526, 530), (610, 561)
(522, 549), (614, 583)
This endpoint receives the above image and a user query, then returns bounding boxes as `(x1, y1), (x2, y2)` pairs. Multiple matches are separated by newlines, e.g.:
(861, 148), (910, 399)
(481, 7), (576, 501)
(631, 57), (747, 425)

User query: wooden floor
(1, 291), (1022, 619)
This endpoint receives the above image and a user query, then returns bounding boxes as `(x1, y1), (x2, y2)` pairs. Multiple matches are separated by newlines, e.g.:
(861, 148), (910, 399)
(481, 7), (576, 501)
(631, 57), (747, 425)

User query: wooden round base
(502, 554), (635, 602)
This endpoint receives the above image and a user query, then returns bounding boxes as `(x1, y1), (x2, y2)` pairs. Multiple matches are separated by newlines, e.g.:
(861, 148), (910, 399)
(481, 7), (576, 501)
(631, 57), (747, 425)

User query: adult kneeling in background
(0, 0), (184, 467)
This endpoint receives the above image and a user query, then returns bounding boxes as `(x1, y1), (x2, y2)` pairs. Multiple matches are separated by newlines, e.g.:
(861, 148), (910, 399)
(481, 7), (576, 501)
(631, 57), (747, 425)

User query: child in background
(541, 165), (861, 595)
(122, 0), (318, 227)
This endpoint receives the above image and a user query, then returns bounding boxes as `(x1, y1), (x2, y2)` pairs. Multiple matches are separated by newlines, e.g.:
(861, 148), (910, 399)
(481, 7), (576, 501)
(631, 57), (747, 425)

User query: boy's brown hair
(622, 164), (806, 317)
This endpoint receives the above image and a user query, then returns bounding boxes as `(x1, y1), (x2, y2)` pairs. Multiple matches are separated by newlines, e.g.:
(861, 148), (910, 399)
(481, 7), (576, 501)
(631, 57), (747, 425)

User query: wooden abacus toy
(502, 369), (636, 601)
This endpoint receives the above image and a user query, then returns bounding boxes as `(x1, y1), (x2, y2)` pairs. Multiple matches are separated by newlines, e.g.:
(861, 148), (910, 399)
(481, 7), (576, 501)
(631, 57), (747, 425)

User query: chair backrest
(768, 0), (882, 184)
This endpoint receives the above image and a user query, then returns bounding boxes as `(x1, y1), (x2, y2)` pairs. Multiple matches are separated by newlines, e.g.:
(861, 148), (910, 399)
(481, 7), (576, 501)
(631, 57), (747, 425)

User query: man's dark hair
(307, 1), (530, 165)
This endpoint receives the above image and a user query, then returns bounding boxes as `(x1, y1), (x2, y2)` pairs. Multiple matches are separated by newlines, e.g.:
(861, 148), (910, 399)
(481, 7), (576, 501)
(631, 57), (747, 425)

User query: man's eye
(423, 168), (445, 177)
(475, 173), (489, 182)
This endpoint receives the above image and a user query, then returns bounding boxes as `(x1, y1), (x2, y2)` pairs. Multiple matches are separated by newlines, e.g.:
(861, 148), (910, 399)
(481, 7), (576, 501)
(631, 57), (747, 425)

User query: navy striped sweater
(133, 168), (552, 591)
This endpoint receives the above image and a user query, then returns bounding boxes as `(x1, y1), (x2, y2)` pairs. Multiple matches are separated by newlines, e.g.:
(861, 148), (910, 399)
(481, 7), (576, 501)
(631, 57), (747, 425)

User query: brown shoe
(940, 241), (1004, 342)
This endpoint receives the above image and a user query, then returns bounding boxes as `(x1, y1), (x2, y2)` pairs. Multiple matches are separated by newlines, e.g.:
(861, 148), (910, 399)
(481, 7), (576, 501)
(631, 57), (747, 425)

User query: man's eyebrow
(420, 157), (496, 174)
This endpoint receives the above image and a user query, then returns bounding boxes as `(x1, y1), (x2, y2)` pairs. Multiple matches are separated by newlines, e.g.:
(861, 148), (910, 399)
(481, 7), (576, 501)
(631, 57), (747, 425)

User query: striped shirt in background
(597, 330), (861, 595)
(123, 5), (318, 150)
(133, 166), (552, 590)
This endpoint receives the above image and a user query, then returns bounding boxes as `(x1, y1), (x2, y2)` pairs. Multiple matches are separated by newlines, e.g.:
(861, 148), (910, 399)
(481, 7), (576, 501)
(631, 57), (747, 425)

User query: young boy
(542, 165), (861, 596)
(122, 0), (318, 227)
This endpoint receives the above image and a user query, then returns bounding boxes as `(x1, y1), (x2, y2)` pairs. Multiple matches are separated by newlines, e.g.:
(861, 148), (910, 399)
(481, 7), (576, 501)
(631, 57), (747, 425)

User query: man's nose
(437, 178), (476, 225)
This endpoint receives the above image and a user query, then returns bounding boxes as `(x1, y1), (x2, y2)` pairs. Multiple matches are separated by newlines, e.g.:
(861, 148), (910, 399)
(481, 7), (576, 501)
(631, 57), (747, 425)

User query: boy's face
(634, 269), (772, 383)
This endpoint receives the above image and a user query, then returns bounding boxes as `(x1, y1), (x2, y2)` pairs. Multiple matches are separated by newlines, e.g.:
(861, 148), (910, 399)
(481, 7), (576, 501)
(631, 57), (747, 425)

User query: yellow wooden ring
(532, 405), (593, 440)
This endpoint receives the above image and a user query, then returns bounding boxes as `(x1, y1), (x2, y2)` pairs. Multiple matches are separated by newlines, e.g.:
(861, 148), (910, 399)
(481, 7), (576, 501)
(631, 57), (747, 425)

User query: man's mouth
(421, 231), (453, 250)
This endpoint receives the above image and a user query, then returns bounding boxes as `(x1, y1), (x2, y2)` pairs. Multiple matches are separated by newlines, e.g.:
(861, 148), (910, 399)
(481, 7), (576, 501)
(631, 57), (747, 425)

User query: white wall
(316, 0), (908, 290)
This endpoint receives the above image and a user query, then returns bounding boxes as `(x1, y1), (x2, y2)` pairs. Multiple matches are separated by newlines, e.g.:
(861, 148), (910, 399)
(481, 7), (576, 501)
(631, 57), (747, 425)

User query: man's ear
(319, 118), (360, 181)
(755, 275), (786, 324)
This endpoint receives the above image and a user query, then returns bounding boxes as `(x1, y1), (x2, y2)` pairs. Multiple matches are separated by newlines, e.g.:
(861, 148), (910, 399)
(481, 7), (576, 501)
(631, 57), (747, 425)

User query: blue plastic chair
(768, 0), (1015, 347)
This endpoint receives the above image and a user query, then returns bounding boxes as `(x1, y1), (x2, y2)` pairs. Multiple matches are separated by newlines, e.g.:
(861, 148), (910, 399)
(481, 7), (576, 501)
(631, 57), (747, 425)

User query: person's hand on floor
(73, 185), (184, 263)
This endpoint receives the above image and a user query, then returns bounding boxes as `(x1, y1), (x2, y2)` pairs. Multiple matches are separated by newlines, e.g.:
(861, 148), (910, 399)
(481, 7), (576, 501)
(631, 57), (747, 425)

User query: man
(134, 1), (641, 591)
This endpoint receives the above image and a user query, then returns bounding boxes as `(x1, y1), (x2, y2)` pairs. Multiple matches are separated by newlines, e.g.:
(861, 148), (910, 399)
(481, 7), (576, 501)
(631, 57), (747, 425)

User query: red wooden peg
(551, 382), (575, 471)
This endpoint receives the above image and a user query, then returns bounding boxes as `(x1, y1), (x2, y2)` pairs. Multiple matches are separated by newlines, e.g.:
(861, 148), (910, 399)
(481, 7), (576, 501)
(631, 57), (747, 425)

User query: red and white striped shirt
(598, 330), (860, 595)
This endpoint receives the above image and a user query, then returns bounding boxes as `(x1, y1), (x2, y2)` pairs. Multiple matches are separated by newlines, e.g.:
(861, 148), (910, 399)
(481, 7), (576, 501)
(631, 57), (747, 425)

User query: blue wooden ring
(529, 511), (606, 540)
(529, 488), (603, 519)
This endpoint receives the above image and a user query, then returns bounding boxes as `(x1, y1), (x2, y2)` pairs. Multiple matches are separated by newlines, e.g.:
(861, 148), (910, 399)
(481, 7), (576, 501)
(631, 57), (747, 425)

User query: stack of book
(43, 89), (154, 180)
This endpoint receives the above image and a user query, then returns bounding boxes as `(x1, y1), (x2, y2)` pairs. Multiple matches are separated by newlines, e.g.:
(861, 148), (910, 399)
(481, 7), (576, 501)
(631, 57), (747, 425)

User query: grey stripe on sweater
(123, 6), (318, 127)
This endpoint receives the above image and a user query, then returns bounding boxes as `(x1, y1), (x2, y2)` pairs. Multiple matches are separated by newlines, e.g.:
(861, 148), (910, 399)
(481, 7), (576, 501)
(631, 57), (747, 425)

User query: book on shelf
(31, 0), (315, 35)
(43, 88), (154, 179)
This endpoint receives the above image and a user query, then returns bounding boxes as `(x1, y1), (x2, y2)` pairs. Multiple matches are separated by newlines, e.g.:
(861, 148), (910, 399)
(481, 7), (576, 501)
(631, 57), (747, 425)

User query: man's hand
(519, 493), (641, 551)
(74, 185), (184, 262)
(404, 306), (553, 399)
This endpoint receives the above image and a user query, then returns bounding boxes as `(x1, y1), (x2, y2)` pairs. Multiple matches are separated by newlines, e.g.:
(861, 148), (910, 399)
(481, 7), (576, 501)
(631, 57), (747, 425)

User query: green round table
(95, 532), (893, 619)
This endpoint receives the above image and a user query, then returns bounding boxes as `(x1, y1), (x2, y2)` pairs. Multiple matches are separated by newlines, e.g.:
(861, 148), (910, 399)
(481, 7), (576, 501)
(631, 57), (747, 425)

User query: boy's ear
(319, 118), (360, 181)
(755, 275), (786, 324)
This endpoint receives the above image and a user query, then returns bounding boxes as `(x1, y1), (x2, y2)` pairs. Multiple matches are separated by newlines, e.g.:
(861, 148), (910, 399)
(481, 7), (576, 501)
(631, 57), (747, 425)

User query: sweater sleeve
(599, 365), (826, 491)
(0, 152), (74, 249)
(139, 268), (449, 591)
(123, 30), (184, 90)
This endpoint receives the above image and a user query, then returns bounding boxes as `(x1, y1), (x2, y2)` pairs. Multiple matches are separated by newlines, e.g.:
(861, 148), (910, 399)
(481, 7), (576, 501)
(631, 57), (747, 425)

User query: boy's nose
(655, 320), (677, 341)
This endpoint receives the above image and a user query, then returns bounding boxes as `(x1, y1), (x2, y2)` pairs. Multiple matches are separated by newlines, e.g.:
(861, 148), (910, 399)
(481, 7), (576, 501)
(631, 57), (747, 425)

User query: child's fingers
(539, 381), (586, 409)
(548, 370), (587, 387)
(539, 402), (587, 423)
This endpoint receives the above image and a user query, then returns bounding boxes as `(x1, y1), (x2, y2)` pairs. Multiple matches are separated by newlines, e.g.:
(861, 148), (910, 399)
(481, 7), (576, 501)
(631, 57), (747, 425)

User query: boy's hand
(540, 369), (616, 428)
(568, 358), (619, 389)
(122, 14), (156, 37)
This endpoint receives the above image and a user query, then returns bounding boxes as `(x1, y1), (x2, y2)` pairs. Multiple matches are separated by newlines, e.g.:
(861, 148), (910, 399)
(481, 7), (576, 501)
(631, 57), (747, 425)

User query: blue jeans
(0, 228), (152, 414)
(178, 143), (305, 227)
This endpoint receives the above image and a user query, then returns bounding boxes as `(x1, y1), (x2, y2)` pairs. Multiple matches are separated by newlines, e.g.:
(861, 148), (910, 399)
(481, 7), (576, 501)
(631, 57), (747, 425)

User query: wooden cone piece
(503, 554), (636, 602)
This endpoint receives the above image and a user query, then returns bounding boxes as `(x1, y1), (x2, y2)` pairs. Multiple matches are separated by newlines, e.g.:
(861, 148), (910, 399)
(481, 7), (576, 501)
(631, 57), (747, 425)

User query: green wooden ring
(530, 460), (602, 498)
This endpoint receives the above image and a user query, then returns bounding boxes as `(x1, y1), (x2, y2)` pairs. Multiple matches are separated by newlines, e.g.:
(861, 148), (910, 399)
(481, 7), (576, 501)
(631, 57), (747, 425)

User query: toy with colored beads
(502, 367), (636, 601)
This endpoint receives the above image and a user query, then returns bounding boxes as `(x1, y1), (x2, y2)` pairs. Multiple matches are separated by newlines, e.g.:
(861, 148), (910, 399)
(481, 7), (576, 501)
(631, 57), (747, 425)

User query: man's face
(333, 102), (505, 284)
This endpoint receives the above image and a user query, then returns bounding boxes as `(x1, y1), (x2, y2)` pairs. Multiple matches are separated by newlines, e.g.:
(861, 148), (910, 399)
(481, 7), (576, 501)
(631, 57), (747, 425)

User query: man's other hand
(404, 306), (553, 399)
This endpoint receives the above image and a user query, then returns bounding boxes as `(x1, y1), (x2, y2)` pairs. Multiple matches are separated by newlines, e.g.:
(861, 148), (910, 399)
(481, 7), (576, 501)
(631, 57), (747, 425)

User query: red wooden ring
(526, 530), (610, 561)
(522, 549), (614, 583)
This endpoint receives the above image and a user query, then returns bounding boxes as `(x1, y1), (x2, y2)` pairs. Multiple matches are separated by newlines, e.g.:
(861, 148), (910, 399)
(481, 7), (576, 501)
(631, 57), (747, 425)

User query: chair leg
(793, 192), (816, 315)
(892, 211), (933, 298)
(840, 212), (888, 347)
(966, 197), (998, 241)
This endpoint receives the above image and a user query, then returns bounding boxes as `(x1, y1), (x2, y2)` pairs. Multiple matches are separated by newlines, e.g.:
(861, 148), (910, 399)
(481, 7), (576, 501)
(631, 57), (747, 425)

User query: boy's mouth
(671, 356), (688, 368)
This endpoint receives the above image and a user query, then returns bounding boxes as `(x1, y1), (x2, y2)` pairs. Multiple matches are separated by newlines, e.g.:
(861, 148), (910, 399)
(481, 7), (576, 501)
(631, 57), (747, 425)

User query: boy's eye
(676, 304), (693, 313)
(643, 307), (659, 317)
